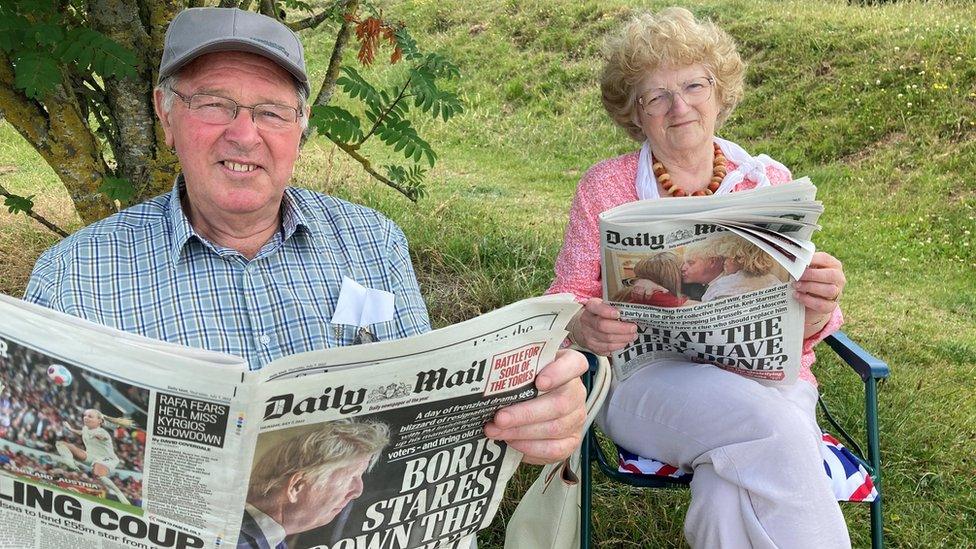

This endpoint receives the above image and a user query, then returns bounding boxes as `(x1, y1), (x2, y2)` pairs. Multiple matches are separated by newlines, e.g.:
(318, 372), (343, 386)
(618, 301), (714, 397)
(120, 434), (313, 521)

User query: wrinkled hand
(567, 298), (638, 356)
(795, 252), (845, 327)
(484, 349), (587, 465)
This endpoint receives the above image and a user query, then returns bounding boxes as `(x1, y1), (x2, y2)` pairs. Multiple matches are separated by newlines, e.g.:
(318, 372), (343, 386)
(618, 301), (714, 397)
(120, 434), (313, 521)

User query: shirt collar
(245, 503), (287, 547)
(166, 176), (312, 263)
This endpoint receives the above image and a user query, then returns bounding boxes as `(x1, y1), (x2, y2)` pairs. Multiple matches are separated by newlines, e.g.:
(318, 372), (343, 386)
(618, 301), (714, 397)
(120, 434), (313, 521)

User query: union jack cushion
(617, 432), (878, 502)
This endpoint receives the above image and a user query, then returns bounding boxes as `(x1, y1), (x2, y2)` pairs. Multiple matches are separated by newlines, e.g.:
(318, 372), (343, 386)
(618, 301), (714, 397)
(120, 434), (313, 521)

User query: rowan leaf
(4, 193), (35, 215)
(309, 105), (364, 144)
(393, 26), (422, 61)
(13, 52), (61, 99)
(337, 66), (382, 109)
(409, 68), (463, 122)
(30, 23), (64, 47)
(0, 14), (30, 52)
(54, 28), (137, 80)
(376, 119), (436, 167)
(99, 177), (136, 202)
(384, 164), (428, 200)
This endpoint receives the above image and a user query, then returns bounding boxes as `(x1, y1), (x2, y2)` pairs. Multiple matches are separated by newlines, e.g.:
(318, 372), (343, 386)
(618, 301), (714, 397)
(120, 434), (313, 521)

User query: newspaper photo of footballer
(607, 233), (790, 307)
(0, 337), (149, 514)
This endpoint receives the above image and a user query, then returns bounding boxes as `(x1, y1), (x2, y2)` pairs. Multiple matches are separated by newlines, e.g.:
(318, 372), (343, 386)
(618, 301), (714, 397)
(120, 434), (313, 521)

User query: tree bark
(89, 0), (163, 204)
(313, 0), (360, 109)
(0, 52), (116, 224)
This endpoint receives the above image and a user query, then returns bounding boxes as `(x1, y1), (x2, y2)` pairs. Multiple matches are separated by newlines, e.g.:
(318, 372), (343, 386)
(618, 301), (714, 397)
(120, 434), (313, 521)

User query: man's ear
(285, 472), (307, 504)
(153, 88), (175, 149)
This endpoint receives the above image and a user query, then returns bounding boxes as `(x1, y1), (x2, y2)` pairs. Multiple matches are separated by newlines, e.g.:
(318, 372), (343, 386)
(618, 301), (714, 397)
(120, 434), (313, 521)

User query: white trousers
(600, 360), (851, 549)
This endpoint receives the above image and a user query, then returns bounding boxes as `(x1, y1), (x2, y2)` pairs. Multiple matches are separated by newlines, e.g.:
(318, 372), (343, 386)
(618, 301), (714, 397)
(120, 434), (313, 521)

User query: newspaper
(0, 293), (579, 549)
(601, 178), (823, 385)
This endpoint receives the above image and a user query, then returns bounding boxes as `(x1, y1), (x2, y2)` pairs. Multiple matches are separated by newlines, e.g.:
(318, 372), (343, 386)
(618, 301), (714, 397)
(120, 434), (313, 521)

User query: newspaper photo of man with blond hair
(239, 420), (389, 549)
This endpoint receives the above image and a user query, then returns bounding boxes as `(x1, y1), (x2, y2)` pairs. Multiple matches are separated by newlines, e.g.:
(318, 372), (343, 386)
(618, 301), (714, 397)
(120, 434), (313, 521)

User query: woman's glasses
(637, 76), (714, 116)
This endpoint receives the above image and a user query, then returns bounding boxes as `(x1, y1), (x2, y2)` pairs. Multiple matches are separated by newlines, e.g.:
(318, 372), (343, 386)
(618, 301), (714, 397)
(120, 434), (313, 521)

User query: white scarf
(635, 136), (789, 200)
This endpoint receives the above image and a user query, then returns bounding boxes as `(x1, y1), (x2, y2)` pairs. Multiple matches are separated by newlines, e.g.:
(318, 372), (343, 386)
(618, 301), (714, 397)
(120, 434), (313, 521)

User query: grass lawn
(1, 0), (974, 547)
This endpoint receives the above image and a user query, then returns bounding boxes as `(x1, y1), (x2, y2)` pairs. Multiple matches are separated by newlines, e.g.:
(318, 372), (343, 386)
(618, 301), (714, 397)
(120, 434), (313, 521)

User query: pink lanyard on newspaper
(634, 137), (788, 200)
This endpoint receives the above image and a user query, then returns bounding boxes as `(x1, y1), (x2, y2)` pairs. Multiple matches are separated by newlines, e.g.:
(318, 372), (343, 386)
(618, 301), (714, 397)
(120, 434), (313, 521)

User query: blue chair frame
(579, 331), (890, 548)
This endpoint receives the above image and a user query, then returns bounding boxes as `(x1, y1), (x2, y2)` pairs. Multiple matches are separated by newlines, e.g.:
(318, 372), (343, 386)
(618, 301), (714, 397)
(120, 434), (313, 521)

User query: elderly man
(24, 7), (584, 466)
(241, 421), (389, 548)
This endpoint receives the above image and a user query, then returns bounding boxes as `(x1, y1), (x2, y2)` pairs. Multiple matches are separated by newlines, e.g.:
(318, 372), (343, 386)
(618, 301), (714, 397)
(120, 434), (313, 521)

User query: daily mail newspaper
(0, 293), (579, 549)
(600, 179), (823, 385)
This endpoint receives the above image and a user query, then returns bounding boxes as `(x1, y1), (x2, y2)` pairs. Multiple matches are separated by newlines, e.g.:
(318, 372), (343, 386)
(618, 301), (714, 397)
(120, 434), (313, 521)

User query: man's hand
(795, 252), (846, 336)
(567, 298), (638, 356)
(484, 349), (588, 465)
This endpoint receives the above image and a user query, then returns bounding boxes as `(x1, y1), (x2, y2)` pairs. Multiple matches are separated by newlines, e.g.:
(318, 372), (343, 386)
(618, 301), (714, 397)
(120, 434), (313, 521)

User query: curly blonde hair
(714, 234), (775, 276)
(600, 7), (746, 141)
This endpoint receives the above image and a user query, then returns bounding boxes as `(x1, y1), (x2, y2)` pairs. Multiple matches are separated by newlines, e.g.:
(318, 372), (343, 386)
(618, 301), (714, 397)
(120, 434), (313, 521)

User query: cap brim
(158, 39), (311, 97)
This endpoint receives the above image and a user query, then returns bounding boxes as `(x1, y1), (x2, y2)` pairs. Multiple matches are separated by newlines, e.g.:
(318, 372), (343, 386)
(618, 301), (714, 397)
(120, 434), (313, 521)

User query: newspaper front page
(600, 180), (823, 385)
(0, 294), (579, 549)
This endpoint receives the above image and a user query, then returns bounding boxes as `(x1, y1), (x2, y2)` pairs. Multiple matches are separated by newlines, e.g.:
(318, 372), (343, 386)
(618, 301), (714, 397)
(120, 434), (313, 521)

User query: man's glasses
(637, 76), (715, 117)
(170, 89), (303, 131)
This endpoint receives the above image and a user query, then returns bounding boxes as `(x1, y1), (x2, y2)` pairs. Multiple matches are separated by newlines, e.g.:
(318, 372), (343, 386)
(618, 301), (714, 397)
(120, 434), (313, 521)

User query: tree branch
(0, 183), (70, 238)
(312, 0), (360, 109)
(329, 138), (417, 201)
(259, 0), (280, 20)
(358, 78), (411, 145)
(217, 0), (241, 6)
(287, 3), (340, 31)
(0, 52), (51, 154)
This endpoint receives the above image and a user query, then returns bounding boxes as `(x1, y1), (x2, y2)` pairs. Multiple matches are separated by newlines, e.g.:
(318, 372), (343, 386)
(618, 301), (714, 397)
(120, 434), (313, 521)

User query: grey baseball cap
(158, 7), (310, 97)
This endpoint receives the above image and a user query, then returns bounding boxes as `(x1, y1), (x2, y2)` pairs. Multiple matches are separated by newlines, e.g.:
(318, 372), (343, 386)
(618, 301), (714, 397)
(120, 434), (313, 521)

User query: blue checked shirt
(24, 178), (431, 370)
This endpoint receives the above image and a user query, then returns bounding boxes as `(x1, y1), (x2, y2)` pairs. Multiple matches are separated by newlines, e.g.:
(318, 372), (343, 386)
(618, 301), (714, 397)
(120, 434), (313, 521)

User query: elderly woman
(547, 8), (849, 549)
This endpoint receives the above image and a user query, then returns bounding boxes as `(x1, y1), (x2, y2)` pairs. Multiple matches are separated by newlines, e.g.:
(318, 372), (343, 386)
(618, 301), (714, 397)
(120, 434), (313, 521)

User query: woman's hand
(795, 252), (845, 336)
(567, 298), (638, 356)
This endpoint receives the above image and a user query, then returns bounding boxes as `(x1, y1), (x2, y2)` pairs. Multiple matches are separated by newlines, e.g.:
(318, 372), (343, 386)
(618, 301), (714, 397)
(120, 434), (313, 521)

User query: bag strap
(541, 353), (611, 491)
(583, 354), (611, 433)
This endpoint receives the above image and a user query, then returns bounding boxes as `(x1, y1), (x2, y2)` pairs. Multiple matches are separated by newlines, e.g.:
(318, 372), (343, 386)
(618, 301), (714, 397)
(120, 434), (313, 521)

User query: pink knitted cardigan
(545, 150), (843, 386)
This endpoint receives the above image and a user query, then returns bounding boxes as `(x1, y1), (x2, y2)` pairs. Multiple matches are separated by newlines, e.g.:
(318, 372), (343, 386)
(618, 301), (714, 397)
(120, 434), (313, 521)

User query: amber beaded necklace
(652, 143), (727, 197)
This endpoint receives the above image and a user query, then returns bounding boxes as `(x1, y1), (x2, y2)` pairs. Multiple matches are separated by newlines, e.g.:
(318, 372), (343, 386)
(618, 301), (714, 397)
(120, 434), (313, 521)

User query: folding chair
(579, 331), (890, 549)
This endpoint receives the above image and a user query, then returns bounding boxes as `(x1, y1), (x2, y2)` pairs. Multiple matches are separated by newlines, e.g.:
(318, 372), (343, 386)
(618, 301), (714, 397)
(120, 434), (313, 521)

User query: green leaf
(309, 105), (364, 143)
(384, 164), (428, 200)
(4, 193), (35, 215)
(0, 13), (30, 52)
(30, 23), (64, 47)
(418, 52), (460, 80)
(279, 0), (313, 12)
(99, 177), (136, 202)
(13, 52), (61, 99)
(393, 27), (422, 61)
(376, 119), (436, 167)
(337, 66), (382, 109)
(408, 68), (463, 122)
(54, 28), (137, 80)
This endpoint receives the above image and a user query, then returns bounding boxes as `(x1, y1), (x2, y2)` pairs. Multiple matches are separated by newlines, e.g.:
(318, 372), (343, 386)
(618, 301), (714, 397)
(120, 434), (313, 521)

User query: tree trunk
(89, 0), (165, 205)
(0, 52), (116, 224)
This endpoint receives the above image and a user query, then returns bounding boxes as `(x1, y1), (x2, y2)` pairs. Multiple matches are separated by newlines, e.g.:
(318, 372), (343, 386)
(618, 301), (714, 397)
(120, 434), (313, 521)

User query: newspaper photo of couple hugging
(601, 178), (824, 384)
(0, 294), (579, 549)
